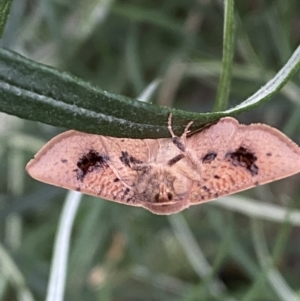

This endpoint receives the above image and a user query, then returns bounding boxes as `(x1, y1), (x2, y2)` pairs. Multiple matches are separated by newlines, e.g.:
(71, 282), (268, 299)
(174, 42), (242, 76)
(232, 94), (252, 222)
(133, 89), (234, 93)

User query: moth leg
(131, 164), (151, 173)
(168, 114), (202, 179)
(168, 113), (193, 152)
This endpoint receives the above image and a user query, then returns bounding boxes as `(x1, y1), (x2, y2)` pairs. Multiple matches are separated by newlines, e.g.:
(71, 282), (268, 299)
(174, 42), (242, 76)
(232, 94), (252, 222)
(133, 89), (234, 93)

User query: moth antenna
(167, 113), (193, 138)
(168, 113), (194, 152)
(167, 113), (176, 138)
(181, 120), (193, 139)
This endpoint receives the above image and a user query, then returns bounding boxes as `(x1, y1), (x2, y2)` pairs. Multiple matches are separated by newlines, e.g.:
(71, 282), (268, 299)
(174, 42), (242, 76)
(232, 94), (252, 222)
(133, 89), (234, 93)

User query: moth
(26, 115), (300, 215)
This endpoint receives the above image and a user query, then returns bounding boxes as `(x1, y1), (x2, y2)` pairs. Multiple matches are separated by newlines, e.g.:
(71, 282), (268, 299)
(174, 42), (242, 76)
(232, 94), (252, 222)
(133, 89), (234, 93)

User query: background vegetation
(1, 0), (300, 300)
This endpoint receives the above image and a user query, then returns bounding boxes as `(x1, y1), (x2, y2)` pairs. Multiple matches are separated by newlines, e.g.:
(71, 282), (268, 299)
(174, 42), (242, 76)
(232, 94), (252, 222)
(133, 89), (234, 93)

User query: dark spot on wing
(76, 187), (81, 192)
(202, 152), (217, 163)
(168, 154), (185, 166)
(61, 159), (68, 163)
(214, 175), (220, 179)
(120, 151), (143, 168)
(119, 151), (130, 166)
(114, 178), (120, 182)
(226, 146), (258, 176)
(266, 152), (272, 156)
(124, 188), (130, 195)
(202, 185), (209, 192)
(76, 150), (109, 181)
(172, 137), (185, 152)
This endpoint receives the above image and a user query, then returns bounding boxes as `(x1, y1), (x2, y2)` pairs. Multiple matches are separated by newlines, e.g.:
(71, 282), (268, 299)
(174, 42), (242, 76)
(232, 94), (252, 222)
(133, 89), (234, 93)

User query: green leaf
(0, 46), (300, 138)
(214, 0), (235, 112)
(224, 45), (300, 115)
(0, 0), (13, 37)
(0, 47), (222, 138)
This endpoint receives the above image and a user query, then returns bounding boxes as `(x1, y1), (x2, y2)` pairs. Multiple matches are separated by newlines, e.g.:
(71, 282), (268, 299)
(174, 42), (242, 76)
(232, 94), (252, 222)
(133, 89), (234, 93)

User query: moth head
(136, 167), (190, 205)
(138, 169), (191, 214)
(153, 184), (174, 203)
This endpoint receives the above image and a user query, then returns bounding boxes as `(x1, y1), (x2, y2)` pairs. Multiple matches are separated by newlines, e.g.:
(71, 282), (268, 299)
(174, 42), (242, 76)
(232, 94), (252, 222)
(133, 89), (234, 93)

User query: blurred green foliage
(1, 0), (300, 301)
